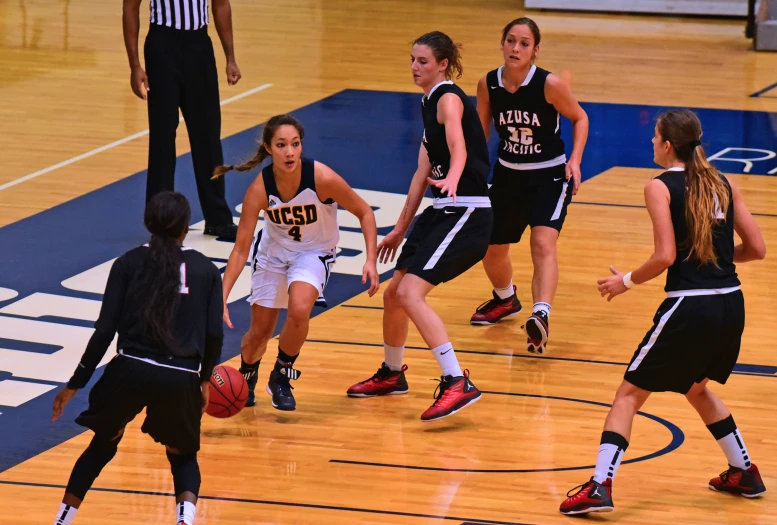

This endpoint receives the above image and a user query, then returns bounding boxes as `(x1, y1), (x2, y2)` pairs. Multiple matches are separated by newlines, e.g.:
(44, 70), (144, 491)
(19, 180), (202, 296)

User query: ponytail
(685, 144), (730, 267)
(657, 109), (730, 267)
(212, 114), (306, 179)
(212, 148), (269, 179)
(141, 192), (191, 351)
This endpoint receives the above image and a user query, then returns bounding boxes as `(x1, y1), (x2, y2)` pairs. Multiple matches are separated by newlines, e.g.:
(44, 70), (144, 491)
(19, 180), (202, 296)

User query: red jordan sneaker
(559, 477), (614, 515)
(346, 364), (409, 397)
(420, 370), (481, 422)
(709, 464), (767, 498)
(470, 286), (522, 325)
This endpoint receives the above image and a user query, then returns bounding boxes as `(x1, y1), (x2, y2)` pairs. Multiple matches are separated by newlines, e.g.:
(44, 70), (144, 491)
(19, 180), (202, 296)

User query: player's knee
(530, 236), (557, 260)
(286, 303), (311, 329)
(613, 389), (645, 414)
(64, 433), (123, 500)
(383, 282), (401, 309)
(166, 451), (201, 497)
(245, 326), (272, 349)
(395, 281), (418, 309)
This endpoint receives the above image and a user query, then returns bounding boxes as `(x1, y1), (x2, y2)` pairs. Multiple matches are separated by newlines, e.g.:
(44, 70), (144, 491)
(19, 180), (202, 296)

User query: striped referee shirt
(149, 0), (210, 30)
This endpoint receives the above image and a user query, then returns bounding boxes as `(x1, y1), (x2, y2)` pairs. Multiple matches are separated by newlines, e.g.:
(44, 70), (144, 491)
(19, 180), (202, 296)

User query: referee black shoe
(266, 366), (300, 411)
(204, 223), (237, 241)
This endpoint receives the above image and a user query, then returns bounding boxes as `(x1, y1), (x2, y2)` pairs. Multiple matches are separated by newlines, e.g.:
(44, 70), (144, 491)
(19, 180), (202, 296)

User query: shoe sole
(525, 317), (548, 354)
(266, 384), (296, 411)
(709, 484), (767, 498)
(347, 389), (409, 398)
(421, 391), (482, 422)
(470, 309), (523, 325)
(560, 506), (614, 515)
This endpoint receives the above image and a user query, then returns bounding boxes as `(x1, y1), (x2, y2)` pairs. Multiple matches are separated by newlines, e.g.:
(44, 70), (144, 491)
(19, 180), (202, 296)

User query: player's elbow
(655, 249), (675, 268)
(752, 241), (767, 261)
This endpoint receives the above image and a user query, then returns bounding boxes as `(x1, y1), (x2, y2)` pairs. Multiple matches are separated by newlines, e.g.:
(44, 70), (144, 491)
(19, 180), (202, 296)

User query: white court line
(0, 83), (273, 192)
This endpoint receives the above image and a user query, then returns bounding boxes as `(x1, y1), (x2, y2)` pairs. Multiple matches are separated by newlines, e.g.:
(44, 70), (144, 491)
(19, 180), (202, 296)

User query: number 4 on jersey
(288, 226), (302, 242)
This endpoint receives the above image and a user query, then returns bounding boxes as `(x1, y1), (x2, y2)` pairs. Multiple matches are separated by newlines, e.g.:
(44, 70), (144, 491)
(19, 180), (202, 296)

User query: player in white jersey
(213, 114), (380, 411)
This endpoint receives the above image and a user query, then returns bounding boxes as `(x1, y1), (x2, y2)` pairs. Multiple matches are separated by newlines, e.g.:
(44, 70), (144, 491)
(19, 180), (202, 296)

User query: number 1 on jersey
(288, 226), (302, 242)
(180, 263), (190, 294)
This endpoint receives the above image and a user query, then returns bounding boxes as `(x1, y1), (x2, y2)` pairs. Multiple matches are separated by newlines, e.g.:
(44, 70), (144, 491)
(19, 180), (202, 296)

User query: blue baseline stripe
(0, 480), (528, 525)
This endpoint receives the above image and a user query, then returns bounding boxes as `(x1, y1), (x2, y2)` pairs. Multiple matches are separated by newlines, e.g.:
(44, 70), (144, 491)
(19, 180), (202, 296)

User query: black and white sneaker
(266, 366), (300, 411)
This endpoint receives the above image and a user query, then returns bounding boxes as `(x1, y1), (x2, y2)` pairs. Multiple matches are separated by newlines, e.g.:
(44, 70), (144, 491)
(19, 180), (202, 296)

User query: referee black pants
(143, 24), (233, 227)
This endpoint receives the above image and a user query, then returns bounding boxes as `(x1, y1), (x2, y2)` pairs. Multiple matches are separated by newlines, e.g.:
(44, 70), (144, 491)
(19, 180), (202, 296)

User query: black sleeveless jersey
(486, 65), (565, 166)
(422, 81), (490, 199)
(657, 168), (740, 292)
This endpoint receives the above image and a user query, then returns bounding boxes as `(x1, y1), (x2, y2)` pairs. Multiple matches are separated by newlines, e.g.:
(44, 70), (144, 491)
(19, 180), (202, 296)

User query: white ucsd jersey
(251, 158), (339, 259)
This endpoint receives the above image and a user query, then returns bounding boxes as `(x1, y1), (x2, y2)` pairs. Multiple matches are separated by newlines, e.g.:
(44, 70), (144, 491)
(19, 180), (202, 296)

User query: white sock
(592, 432), (629, 484)
(383, 344), (405, 371)
(431, 342), (463, 378)
(176, 501), (196, 525)
(533, 302), (551, 318)
(706, 415), (751, 469)
(54, 504), (77, 525)
(717, 430), (751, 469)
(494, 281), (514, 300)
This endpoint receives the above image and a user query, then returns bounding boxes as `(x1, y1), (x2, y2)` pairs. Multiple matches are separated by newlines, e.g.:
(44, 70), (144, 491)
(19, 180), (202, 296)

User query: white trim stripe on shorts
(423, 208), (474, 270)
(498, 154), (566, 171)
(550, 181), (569, 221)
(666, 286), (740, 298)
(627, 297), (684, 372)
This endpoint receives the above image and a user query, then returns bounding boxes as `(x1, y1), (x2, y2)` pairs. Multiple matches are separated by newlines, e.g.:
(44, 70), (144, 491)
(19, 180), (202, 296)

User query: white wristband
(622, 272), (635, 289)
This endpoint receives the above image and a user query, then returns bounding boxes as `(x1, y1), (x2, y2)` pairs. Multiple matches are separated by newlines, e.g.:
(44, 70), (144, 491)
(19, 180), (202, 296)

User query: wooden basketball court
(1, 1), (776, 524)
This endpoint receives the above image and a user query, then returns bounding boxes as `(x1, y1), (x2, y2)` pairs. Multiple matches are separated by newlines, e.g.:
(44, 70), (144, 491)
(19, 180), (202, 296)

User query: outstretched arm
(597, 179), (675, 301)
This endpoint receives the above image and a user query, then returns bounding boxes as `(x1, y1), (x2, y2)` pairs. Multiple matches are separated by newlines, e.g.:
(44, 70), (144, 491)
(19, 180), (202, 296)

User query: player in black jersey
(469, 18), (589, 356)
(560, 110), (767, 516)
(346, 31), (491, 422)
(50, 192), (223, 525)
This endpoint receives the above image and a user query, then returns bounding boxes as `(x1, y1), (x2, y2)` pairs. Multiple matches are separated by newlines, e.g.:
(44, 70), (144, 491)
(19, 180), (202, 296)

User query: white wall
(524, 0), (748, 16)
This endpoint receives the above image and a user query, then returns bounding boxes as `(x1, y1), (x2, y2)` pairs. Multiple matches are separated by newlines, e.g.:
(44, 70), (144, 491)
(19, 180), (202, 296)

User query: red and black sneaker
(346, 364), (409, 397)
(470, 286), (522, 325)
(420, 370), (481, 422)
(709, 464), (767, 498)
(559, 477), (614, 515)
(525, 310), (549, 354)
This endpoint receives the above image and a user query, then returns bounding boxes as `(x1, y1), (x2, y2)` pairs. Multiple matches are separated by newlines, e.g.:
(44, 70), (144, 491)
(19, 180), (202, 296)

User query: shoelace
(474, 298), (497, 313)
(359, 366), (393, 384)
(718, 469), (732, 483)
(275, 376), (294, 396)
(430, 376), (451, 405)
(565, 481), (592, 498)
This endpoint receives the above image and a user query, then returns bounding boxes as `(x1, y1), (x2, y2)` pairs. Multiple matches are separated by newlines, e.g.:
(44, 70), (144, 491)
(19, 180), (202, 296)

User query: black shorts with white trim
(396, 201), (492, 286)
(489, 161), (572, 245)
(624, 288), (745, 394)
(75, 351), (203, 453)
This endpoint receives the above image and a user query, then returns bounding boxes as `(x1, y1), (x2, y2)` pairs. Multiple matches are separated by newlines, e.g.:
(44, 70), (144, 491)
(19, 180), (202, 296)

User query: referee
(123, 0), (241, 241)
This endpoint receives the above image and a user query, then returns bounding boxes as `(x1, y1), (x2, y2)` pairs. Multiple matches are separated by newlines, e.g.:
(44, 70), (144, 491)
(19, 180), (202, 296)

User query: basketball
(206, 365), (248, 418)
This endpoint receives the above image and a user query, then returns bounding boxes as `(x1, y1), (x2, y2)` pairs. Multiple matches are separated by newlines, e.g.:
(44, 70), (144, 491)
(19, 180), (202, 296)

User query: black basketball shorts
(489, 161), (573, 245)
(396, 204), (493, 286)
(624, 289), (745, 394)
(75, 352), (203, 454)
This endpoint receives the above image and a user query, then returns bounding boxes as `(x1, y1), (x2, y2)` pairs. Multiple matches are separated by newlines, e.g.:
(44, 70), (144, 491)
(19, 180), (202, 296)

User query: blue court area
(1, 89), (777, 473)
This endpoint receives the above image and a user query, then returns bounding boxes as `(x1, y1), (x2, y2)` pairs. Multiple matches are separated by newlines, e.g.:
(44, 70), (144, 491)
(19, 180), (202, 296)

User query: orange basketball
(206, 365), (248, 418)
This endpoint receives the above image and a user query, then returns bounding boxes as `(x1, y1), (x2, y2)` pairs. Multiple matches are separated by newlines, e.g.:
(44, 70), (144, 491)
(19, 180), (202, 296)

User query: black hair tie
(690, 140), (702, 149)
